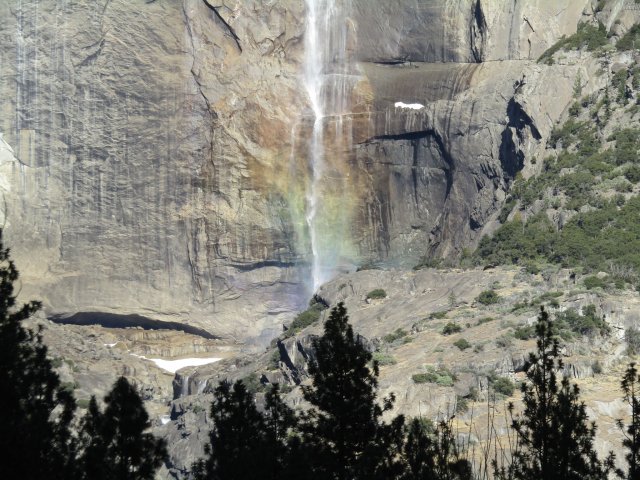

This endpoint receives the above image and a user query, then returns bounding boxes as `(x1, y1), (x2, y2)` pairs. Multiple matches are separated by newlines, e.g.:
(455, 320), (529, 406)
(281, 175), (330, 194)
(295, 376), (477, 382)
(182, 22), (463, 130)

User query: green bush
(372, 352), (397, 366)
(539, 22), (608, 64)
(412, 373), (433, 384)
(498, 199), (517, 223)
(592, 360), (603, 375)
(455, 395), (469, 414)
(533, 291), (564, 306)
(383, 328), (408, 344)
(583, 275), (609, 290)
(511, 300), (531, 312)
(617, 23), (640, 51)
(613, 69), (629, 102)
(496, 334), (514, 349)
(412, 366), (457, 386)
(453, 339), (471, 351)
(548, 119), (589, 148)
(625, 165), (640, 183)
(476, 290), (500, 305)
(286, 303), (325, 337)
(477, 317), (494, 325)
(568, 102), (581, 117)
(429, 310), (448, 320)
(555, 304), (610, 337)
(514, 325), (536, 340)
(609, 128), (640, 165)
(492, 376), (516, 397)
(241, 372), (265, 394)
(435, 374), (455, 387)
(559, 171), (596, 198)
(366, 289), (387, 300)
(634, 68), (640, 91)
(269, 348), (281, 369)
(442, 322), (462, 335)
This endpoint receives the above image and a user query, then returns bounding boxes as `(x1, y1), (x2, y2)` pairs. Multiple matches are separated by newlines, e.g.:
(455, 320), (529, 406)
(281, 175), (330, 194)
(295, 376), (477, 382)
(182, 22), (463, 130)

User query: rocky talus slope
(21, 262), (640, 477)
(162, 265), (638, 475)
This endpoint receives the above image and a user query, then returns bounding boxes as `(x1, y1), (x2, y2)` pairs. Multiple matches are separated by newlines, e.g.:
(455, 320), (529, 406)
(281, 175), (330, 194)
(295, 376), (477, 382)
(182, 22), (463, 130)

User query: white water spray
(303, 0), (355, 292)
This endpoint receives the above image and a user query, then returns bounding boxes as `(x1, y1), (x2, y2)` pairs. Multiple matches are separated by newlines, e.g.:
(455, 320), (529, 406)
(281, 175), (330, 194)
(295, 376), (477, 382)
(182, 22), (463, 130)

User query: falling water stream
(303, 0), (324, 292)
(302, 0), (357, 292)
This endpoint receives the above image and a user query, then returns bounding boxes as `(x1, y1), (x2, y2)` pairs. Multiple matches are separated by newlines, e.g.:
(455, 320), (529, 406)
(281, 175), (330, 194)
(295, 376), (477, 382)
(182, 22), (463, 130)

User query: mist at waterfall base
(297, 0), (361, 297)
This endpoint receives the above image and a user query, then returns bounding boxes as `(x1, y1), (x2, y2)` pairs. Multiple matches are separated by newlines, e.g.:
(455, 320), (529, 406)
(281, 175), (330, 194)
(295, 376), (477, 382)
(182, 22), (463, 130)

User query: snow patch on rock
(394, 101), (424, 110)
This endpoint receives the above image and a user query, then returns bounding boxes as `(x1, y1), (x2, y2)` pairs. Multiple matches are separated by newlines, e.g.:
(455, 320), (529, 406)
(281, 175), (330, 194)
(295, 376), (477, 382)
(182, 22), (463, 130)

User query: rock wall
(0, 0), (308, 343)
(0, 0), (606, 341)
(347, 0), (594, 263)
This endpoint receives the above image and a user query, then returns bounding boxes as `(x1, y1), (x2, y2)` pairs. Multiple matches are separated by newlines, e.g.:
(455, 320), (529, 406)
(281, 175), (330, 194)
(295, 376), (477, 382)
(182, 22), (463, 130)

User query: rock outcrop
(0, 0), (632, 342)
(0, 0), (308, 343)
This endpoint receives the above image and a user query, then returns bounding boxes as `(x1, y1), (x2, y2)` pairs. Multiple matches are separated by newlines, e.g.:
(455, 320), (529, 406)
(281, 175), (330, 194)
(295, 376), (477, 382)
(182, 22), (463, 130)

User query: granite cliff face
(0, 0), (308, 343)
(0, 0), (620, 341)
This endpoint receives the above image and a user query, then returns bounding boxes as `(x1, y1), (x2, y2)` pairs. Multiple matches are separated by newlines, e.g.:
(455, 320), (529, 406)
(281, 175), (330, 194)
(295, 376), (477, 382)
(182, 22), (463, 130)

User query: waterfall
(302, 0), (357, 292)
(181, 375), (189, 397)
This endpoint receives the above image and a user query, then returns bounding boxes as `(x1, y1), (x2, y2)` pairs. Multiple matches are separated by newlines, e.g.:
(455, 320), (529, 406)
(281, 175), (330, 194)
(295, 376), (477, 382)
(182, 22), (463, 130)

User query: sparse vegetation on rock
(453, 338), (471, 351)
(490, 375), (515, 397)
(284, 300), (327, 338)
(442, 322), (463, 335)
(476, 290), (500, 305)
(412, 366), (457, 387)
(538, 22), (608, 65)
(366, 289), (387, 300)
(383, 328), (409, 344)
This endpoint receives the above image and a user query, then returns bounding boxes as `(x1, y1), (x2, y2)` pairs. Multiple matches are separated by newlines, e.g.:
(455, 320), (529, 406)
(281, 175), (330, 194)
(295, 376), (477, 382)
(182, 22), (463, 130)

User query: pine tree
(496, 308), (614, 480)
(194, 380), (304, 480)
(0, 230), (77, 480)
(193, 379), (272, 480)
(619, 362), (640, 480)
(301, 301), (405, 480)
(78, 377), (167, 480)
(263, 383), (298, 479)
(402, 418), (472, 480)
(78, 397), (108, 480)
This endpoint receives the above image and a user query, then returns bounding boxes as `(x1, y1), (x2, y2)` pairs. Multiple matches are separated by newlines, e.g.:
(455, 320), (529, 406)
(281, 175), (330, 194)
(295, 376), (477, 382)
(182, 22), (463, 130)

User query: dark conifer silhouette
(495, 308), (615, 480)
(193, 380), (306, 480)
(263, 383), (298, 479)
(301, 301), (405, 480)
(78, 397), (108, 480)
(78, 377), (167, 480)
(619, 362), (640, 480)
(0, 230), (77, 480)
(193, 379), (271, 480)
(402, 418), (472, 480)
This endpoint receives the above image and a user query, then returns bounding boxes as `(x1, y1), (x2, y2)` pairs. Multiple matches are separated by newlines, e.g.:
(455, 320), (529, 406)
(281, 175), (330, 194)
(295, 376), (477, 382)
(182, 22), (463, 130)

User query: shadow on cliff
(48, 311), (219, 340)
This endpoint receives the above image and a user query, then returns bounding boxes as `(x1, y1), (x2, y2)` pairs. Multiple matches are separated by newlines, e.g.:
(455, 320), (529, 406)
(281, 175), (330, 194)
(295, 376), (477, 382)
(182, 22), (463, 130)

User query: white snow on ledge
(394, 101), (424, 110)
(130, 354), (222, 374)
(149, 357), (222, 373)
